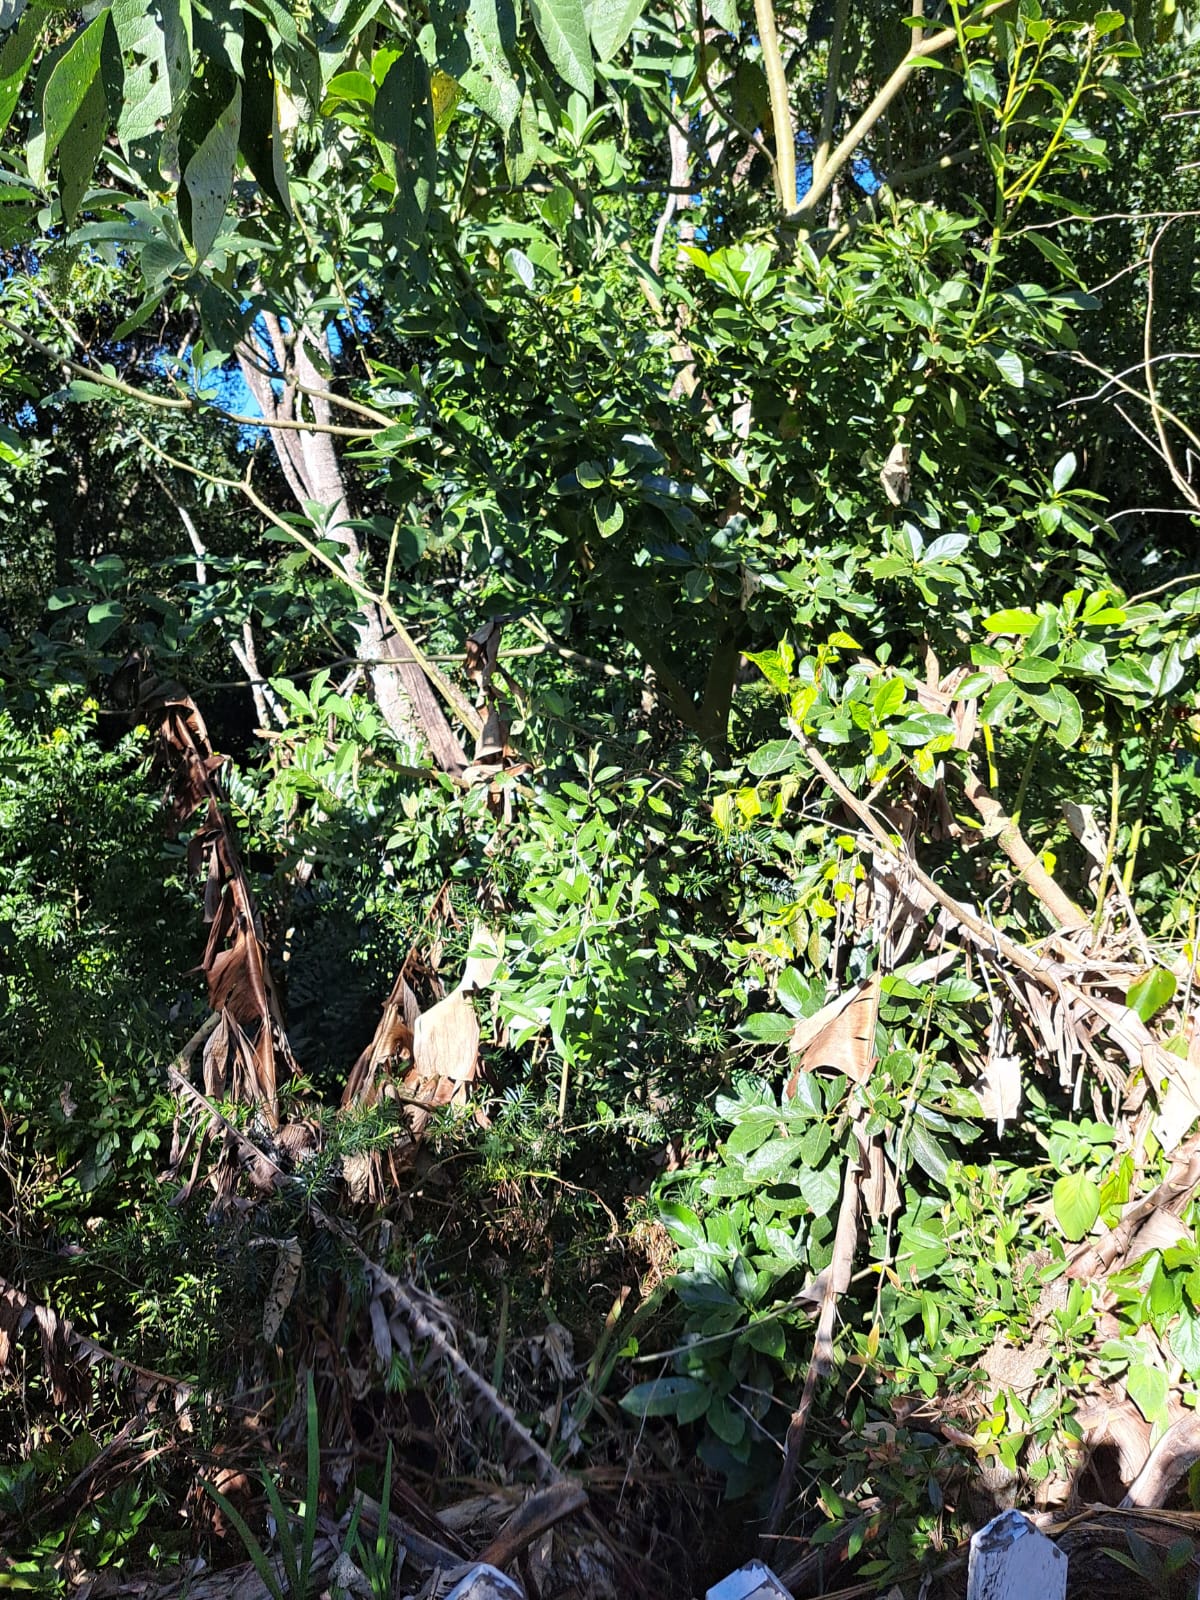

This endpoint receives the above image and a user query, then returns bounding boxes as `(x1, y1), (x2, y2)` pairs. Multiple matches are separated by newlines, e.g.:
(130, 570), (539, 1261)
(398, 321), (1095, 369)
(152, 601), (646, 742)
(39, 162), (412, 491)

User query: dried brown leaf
(261, 1238), (302, 1344)
(788, 974), (881, 1087)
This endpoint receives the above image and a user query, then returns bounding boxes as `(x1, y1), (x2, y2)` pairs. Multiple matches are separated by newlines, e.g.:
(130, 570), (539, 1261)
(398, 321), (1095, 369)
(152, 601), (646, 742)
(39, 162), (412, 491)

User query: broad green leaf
(1053, 1173), (1100, 1241)
(704, 0), (738, 27)
(872, 677), (906, 719)
(907, 1122), (951, 1186)
(954, 671), (992, 699)
(746, 738), (795, 777)
(529, 0), (593, 97)
(454, 0), (522, 132)
(658, 1199), (705, 1248)
(0, 4), (47, 147)
(620, 1375), (707, 1417)
(1009, 655), (1060, 684)
(32, 10), (111, 187)
(708, 1395), (745, 1445)
(1170, 1307), (1200, 1377)
(797, 1161), (840, 1214)
(984, 608), (1039, 635)
(239, 13), (291, 213)
(57, 60), (108, 221)
(1126, 1361), (1169, 1424)
(1049, 683), (1083, 748)
(993, 349), (1025, 387)
(1105, 659), (1157, 699)
(745, 646), (792, 695)
(375, 48), (436, 239)
(1126, 967), (1176, 1024)
(776, 968), (815, 1020)
(583, 0), (644, 59)
(745, 1317), (786, 1359)
(112, 0), (187, 142)
(179, 73), (242, 260)
(738, 1012), (793, 1044)
(743, 1138), (804, 1184)
(1052, 451), (1077, 492)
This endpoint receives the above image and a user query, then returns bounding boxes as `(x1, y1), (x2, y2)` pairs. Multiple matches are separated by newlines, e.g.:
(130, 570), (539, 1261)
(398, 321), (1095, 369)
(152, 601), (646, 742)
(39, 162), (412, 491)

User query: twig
(0, 317), (379, 439)
(767, 1128), (864, 1533)
(797, 0), (1014, 224)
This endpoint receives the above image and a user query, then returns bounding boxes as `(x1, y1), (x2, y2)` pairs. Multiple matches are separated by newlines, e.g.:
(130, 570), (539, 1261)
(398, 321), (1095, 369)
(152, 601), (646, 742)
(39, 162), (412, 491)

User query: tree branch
(796, 0), (1013, 225)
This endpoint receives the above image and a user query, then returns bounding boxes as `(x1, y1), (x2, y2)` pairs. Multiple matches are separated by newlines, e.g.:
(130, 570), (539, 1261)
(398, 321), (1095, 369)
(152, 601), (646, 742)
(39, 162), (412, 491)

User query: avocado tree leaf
(529, 0), (593, 98)
(239, 11), (291, 213)
(0, 3), (46, 146)
(111, 0), (188, 142)
(31, 9), (111, 186)
(375, 47), (436, 239)
(180, 73), (242, 261)
(58, 63), (109, 221)
(583, 0), (644, 58)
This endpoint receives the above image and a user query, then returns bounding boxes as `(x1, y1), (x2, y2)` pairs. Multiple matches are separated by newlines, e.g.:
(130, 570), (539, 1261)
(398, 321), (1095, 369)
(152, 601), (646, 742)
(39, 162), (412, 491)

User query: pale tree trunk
(236, 316), (469, 774)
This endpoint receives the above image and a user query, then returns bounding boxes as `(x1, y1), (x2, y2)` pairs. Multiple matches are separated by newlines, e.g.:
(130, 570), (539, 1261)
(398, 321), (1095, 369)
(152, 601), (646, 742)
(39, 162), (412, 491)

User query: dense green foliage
(3, 0), (1200, 1592)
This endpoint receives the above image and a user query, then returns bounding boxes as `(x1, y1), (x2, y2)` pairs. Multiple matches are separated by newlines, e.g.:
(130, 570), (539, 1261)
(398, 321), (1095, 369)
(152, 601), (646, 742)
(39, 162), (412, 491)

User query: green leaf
(583, 0), (644, 58)
(529, 0), (593, 98)
(1126, 1361), (1169, 1425)
(1053, 1173), (1100, 1242)
(984, 608), (1039, 635)
(57, 60), (108, 222)
(907, 1122), (951, 1186)
(621, 1376), (707, 1417)
(776, 968), (815, 1020)
(993, 349), (1025, 387)
(738, 1012), (793, 1044)
(1052, 452), (1077, 493)
(0, 5), (47, 148)
(746, 738), (795, 777)
(239, 13), (292, 213)
(1048, 684), (1083, 748)
(1105, 659), (1157, 699)
(704, 0), (739, 29)
(1009, 655), (1060, 684)
(1170, 1307), (1200, 1377)
(31, 11), (110, 186)
(798, 1161), (840, 1214)
(179, 73), (242, 260)
(659, 1200), (705, 1249)
(745, 1317), (786, 1358)
(1126, 967), (1176, 1024)
(872, 677), (906, 719)
(375, 48), (437, 239)
(111, 0), (188, 143)
(745, 646), (792, 695)
(451, 0), (522, 133)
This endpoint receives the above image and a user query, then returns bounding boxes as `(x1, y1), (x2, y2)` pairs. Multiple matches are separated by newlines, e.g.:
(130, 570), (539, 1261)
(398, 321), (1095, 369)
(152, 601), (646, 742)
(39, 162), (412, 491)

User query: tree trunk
(236, 318), (468, 773)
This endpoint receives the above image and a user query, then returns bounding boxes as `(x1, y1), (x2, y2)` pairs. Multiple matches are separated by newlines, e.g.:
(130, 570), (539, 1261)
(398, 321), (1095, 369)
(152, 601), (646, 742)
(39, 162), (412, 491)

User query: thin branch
(796, 0), (1014, 225)
(1067, 352), (1200, 460)
(810, 0), (851, 191)
(693, 0), (776, 174)
(1018, 206), (1200, 232)
(754, 0), (797, 211)
(1143, 219), (1199, 512)
(0, 316), (380, 438)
